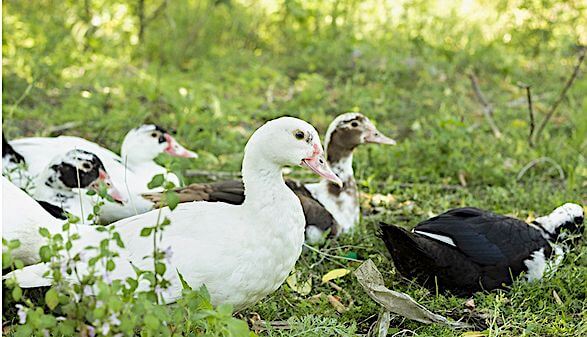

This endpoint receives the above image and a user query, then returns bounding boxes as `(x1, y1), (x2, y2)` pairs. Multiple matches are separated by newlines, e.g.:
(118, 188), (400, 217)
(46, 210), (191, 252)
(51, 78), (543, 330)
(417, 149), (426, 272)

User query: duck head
(120, 124), (198, 165)
(245, 117), (342, 186)
(533, 203), (584, 242)
(44, 149), (126, 204)
(325, 112), (395, 159)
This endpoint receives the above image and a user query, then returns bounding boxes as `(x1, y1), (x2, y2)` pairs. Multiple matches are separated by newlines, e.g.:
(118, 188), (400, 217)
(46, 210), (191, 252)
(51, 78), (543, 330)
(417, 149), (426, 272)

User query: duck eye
(351, 121), (359, 127)
(294, 130), (305, 140)
(151, 132), (158, 138)
(82, 163), (91, 170)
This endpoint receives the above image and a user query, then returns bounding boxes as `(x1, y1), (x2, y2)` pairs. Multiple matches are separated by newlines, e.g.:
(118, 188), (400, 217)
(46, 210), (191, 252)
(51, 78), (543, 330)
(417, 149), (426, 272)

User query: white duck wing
(2, 177), (62, 264)
(10, 136), (122, 177)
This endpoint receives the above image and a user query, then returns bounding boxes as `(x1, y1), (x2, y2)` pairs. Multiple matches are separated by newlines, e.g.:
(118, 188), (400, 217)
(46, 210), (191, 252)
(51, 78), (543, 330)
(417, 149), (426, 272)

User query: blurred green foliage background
(3, 0), (585, 193)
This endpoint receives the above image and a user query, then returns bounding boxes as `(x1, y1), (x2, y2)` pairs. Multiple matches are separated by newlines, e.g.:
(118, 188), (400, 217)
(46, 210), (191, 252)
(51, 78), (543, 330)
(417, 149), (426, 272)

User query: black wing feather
(414, 207), (532, 266)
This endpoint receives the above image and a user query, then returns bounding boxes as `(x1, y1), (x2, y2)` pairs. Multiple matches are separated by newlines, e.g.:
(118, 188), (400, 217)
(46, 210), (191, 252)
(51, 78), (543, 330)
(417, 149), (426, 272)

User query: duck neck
(120, 136), (160, 168)
(324, 134), (357, 195)
(241, 148), (291, 209)
(34, 172), (77, 203)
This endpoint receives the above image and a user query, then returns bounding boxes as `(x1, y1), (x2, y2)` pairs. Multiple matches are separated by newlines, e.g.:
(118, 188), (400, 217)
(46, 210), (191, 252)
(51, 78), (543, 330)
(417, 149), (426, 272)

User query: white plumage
(9, 125), (197, 223)
(5, 117), (340, 309)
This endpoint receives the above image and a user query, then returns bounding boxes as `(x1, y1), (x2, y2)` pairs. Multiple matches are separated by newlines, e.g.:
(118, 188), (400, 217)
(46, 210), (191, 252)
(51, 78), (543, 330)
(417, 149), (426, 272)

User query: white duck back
(2, 177), (62, 265)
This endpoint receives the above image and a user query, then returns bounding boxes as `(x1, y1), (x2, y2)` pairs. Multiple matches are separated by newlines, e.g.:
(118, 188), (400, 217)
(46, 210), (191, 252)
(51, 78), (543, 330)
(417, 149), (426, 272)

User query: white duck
(3, 176), (65, 265)
(5, 117), (342, 309)
(32, 149), (125, 222)
(10, 125), (197, 223)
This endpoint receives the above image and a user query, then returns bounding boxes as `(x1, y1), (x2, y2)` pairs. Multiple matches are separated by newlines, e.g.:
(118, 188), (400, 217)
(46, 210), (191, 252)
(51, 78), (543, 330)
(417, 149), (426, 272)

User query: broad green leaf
(322, 268), (351, 283)
(147, 174), (165, 189)
(106, 260), (116, 271)
(155, 262), (166, 275)
(166, 191), (180, 210)
(38, 227), (50, 238)
(140, 227), (153, 237)
(2, 252), (13, 269)
(39, 246), (52, 262)
(45, 288), (59, 310)
(12, 285), (22, 301)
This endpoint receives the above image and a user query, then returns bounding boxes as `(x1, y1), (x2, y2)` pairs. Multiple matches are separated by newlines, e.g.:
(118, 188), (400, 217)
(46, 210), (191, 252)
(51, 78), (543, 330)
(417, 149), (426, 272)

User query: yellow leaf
(461, 332), (487, 337)
(322, 268), (350, 283)
(286, 273), (312, 295)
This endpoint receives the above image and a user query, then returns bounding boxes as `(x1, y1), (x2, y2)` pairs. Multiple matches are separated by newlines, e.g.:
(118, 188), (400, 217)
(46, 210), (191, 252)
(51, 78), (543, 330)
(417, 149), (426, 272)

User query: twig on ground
(468, 73), (502, 138)
(517, 82), (535, 147)
(533, 47), (586, 144)
(303, 243), (363, 263)
(328, 281), (355, 310)
(46, 122), (82, 136)
(516, 157), (565, 181)
(251, 320), (290, 332)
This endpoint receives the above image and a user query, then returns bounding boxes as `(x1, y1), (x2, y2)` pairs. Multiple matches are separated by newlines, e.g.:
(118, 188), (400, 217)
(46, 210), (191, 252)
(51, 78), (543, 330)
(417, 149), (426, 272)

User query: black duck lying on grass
(379, 204), (584, 296)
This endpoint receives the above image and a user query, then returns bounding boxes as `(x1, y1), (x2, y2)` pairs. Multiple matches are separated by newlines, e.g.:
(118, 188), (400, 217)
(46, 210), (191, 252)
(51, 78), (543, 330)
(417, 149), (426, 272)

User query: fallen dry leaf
(322, 268), (351, 283)
(327, 294), (347, 313)
(465, 298), (475, 310)
(368, 310), (391, 337)
(460, 332), (487, 337)
(552, 290), (563, 306)
(354, 260), (472, 328)
(286, 272), (312, 296)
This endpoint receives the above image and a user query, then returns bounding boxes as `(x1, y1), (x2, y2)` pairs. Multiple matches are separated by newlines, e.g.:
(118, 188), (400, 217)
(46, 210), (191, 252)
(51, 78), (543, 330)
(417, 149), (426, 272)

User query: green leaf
(39, 246), (52, 262)
(147, 174), (165, 189)
(217, 303), (233, 316)
(177, 269), (192, 290)
(155, 262), (166, 275)
(166, 191), (180, 210)
(45, 288), (59, 310)
(14, 259), (24, 269)
(140, 227), (153, 237)
(106, 260), (116, 271)
(12, 285), (22, 301)
(8, 239), (21, 249)
(113, 232), (125, 248)
(38, 227), (50, 238)
(14, 324), (32, 337)
(144, 314), (160, 330)
(2, 252), (13, 269)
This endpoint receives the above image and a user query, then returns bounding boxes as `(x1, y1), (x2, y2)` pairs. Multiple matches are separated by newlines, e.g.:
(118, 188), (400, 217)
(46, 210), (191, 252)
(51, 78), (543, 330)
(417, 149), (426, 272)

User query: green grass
(2, 0), (586, 336)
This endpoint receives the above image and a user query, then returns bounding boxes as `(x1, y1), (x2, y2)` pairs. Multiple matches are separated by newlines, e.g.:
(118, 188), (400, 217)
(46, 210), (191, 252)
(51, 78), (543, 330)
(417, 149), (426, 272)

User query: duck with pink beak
(31, 149), (127, 224)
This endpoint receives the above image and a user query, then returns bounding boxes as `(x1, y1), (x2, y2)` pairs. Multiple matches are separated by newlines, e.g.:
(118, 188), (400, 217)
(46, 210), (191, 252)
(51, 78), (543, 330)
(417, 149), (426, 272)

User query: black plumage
(379, 207), (583, 296)
(2, 134), (25, 165)
(35, 200), (68, 220)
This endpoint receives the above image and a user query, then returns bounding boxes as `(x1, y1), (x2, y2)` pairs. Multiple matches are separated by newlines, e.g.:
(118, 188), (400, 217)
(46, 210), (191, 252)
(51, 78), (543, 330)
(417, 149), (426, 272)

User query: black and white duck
(379, 204), (584, 296)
